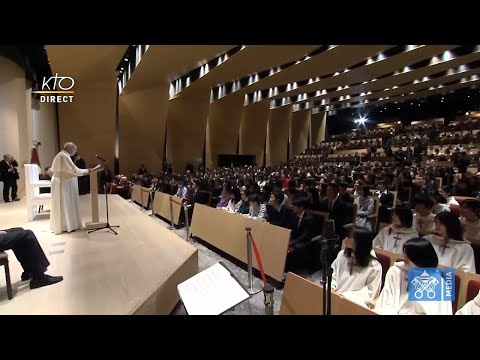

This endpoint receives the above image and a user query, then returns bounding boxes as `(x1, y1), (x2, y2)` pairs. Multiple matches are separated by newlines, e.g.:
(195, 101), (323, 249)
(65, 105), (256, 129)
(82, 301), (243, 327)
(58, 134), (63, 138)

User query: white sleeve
(330, 257), (339, 291)
(456, 245), (476, 273)
(374, 268), (398, 315)
(373, 227), (386, 249)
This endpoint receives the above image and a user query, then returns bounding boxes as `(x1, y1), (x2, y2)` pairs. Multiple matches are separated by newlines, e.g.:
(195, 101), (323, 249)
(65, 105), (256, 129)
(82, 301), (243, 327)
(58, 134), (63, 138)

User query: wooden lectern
(85, 167), (107, 230)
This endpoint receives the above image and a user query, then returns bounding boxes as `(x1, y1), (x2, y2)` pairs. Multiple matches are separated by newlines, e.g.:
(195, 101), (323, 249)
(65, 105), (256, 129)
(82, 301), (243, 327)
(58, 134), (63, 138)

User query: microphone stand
(88, 183), (120, 235)
(318, 220), (339, 316)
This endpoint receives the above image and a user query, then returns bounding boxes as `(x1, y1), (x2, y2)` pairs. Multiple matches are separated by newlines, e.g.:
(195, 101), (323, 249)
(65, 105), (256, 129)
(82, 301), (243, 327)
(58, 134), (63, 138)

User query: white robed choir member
(331, 229), (382, 308)
(459, 199), (480, 245)
(373, 207), (417, 253)
(374, 238), (453, 315)
(423, 212), (476, 273)
(456, 290), (480, 315)
(414, 212), (435, 237)
(50, 143), (91, 234)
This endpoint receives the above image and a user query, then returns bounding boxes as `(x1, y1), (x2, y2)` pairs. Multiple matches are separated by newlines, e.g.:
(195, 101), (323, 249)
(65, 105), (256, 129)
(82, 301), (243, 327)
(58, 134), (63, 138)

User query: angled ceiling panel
(123, 45), (236, 93)
(47, 45), (128, 81)
(178, 45), (319, 96)
(270, 45), (459, 103)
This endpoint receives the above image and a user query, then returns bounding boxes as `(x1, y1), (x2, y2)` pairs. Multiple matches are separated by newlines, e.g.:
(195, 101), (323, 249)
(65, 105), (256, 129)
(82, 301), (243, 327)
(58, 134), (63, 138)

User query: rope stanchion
(168, 196), (175, 230)
(149, 189), (155, 216)
(245, 227), (262, 295)
(183, 203), (193, 242)
(249, 232), (267, 285)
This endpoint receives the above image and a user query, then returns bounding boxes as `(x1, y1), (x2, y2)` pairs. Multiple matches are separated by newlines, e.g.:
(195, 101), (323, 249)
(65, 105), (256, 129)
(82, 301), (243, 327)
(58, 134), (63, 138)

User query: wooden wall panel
(119, 85), (169, 176)
(206, 95), (243, 169)
(57, 80), (117, 168)
(290, 109), (311, 158)
(311, 111), (326, 145)
(239, 101), (270, 166)
(166, 95), (210, 172)
(266, 106), (291, 166)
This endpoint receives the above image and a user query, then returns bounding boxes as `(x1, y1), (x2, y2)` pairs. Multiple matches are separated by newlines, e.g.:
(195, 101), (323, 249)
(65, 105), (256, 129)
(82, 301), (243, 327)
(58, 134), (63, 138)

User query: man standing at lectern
(50, 143), (93, 234)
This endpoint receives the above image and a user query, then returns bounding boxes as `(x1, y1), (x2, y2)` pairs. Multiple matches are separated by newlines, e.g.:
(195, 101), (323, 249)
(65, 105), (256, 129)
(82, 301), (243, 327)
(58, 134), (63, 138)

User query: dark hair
(338, 182), (348, 190)
(460, 199), (480, 218)
(242, 189), (252, 198)
(248, 194), (261, 205)
(232, 187), (242, 203)
(413, 193), (433, 209)
(441, 185), (454, 195)
(434, 211), (463, 240)
(271, 190), (284, 203)
(393, 206), (413, 228)
(345, 229), (376, 267)
(328, 183), (339, 192)
(361, 185), (371, 198)
(291, 197), (308, 208)
(403, 238), (439, 268)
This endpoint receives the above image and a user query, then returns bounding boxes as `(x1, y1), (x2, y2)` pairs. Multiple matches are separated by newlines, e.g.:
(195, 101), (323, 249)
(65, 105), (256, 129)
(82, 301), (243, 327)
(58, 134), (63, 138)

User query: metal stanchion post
(183, 203), (192, 242)
(245, 227), (262, 295)
(263, 284), (275, 315)
(168, 196), (175, 230)
(149, 189), (155, 216)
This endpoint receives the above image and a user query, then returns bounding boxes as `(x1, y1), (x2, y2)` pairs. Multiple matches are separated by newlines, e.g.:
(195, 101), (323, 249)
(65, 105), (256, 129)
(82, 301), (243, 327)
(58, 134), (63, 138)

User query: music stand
(86, 167), (119, 235)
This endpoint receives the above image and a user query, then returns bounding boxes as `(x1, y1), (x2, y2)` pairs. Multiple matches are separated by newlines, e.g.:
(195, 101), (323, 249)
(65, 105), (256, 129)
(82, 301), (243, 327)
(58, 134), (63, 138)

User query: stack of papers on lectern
(177, 262), (250, 315)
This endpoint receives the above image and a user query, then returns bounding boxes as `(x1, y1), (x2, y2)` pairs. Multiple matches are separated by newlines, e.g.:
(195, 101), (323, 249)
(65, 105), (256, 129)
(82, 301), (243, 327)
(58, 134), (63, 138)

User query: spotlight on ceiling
(354, 115), (368, 125)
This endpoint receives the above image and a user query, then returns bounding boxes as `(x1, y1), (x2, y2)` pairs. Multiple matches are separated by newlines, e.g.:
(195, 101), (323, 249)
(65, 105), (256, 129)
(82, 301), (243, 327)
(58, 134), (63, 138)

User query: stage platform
(0, 195), (198, 315)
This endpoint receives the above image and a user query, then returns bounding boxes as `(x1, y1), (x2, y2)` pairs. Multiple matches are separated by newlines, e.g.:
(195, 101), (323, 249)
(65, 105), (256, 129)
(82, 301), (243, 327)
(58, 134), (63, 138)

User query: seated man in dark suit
(338, 182), (354, 204)
(0, 227), (63, 289)
(376, 181), (394, 223)
(320, 183), (348, 239)
(285, 197), (315, 271)
(266, 190), (295, 229)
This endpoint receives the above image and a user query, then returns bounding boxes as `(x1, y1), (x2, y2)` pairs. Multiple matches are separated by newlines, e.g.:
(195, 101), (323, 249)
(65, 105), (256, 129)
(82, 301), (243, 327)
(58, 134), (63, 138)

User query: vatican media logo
(32, 73), (75, 103)
(408, 267), (455, 302)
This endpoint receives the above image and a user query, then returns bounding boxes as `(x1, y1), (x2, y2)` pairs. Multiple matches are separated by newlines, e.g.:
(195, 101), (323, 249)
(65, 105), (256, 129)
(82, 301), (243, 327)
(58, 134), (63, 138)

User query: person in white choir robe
(331, 229), (382, 308)
(456, 290), (480, 315)
(373, 207), (418, 253)
(459, 199), (480, 245)
(50, 143), (92, 234)
(375, 238), (453, 315)
(423, 212), (476, 273)
(430, 192), (450, 215)
(413, 194), (435, 237)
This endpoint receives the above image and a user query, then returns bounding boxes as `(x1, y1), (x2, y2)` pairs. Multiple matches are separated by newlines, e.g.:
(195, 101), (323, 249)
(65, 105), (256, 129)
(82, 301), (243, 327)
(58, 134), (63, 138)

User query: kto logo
(408, 267), (455, 302)
(32, 73), (75, 103)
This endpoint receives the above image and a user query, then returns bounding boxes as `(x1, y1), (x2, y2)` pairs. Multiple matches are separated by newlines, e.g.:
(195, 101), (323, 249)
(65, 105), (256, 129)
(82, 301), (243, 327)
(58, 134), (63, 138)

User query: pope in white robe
(373, 225), (418, 253)
(331, 249), (382, 308)
(374, 261), (453, 315)
(50, 143), (91, 234)
(423, 234), (476, 273)
(456, 290), (480, 315)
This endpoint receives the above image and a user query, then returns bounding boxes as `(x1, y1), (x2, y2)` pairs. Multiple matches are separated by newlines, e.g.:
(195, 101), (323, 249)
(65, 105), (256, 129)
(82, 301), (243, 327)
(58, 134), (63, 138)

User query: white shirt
(424, 234), (476, 273)
(374, 262), (453, 315)
(460, 217), (480, 245)
(373, 225), (418, 253)
(431, 203), (450, 215)
(447, 196), (459, 206)
(414, 212), (435, 236)
(331, 250), (382, 308)
(456, 290), (480, 315)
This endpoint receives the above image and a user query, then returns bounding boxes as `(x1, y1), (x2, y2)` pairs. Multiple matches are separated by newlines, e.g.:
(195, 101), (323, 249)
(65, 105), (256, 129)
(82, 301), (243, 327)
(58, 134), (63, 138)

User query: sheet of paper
(92, 164), (102, 171)
(177, 262), (250, 315)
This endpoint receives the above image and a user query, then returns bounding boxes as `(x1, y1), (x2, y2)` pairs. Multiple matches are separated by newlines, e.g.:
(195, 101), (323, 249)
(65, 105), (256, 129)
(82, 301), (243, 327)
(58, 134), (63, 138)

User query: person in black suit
(285, 197), (315, 271)
(72, 153), (89, 195)
(376, 181), (394, 223)
(338, 182), (354, 204)
(0, 227), (63, 289)
(320, 183), (348, 239)
(0, 154), (20, 202)
(266, 190), (295, 229)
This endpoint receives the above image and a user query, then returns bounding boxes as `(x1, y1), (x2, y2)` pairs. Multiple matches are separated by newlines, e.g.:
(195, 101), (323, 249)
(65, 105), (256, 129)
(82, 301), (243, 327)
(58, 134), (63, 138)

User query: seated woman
(331, 229), (382, 308)
(456, 290), (480, 315)
(354, 186), (375, 231)
(373, 207), (418, 253)
(236, 189), (251, 215)
(459, 199), (480, 245)
(375, 238), (453, 315)
(423, 212), (476, 272)
(247, 194), (267, 220)
(221, 187), (242, 213)
(430, 191), (450, 215)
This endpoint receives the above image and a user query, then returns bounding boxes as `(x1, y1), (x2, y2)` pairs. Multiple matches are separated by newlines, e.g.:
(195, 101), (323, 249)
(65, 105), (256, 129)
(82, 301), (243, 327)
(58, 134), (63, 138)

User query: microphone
(96, 154), (107, 162)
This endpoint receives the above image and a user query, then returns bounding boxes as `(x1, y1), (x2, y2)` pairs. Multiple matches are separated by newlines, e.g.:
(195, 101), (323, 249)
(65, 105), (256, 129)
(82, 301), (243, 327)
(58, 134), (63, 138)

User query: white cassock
(331, 249), (382, 308)
(456, 290), (480, 315)
(423, 234), (476, 273)
(50, 150), (89, 234)
(374, 262), (453, 315)
(373, 225), (418, 253)
(414, 212), (435, 237)
(460, 217), (480, 245)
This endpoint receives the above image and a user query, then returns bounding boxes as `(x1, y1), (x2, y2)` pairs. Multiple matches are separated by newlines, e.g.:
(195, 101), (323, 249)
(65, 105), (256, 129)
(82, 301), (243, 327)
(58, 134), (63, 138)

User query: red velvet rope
(248, 232), (268, 286)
